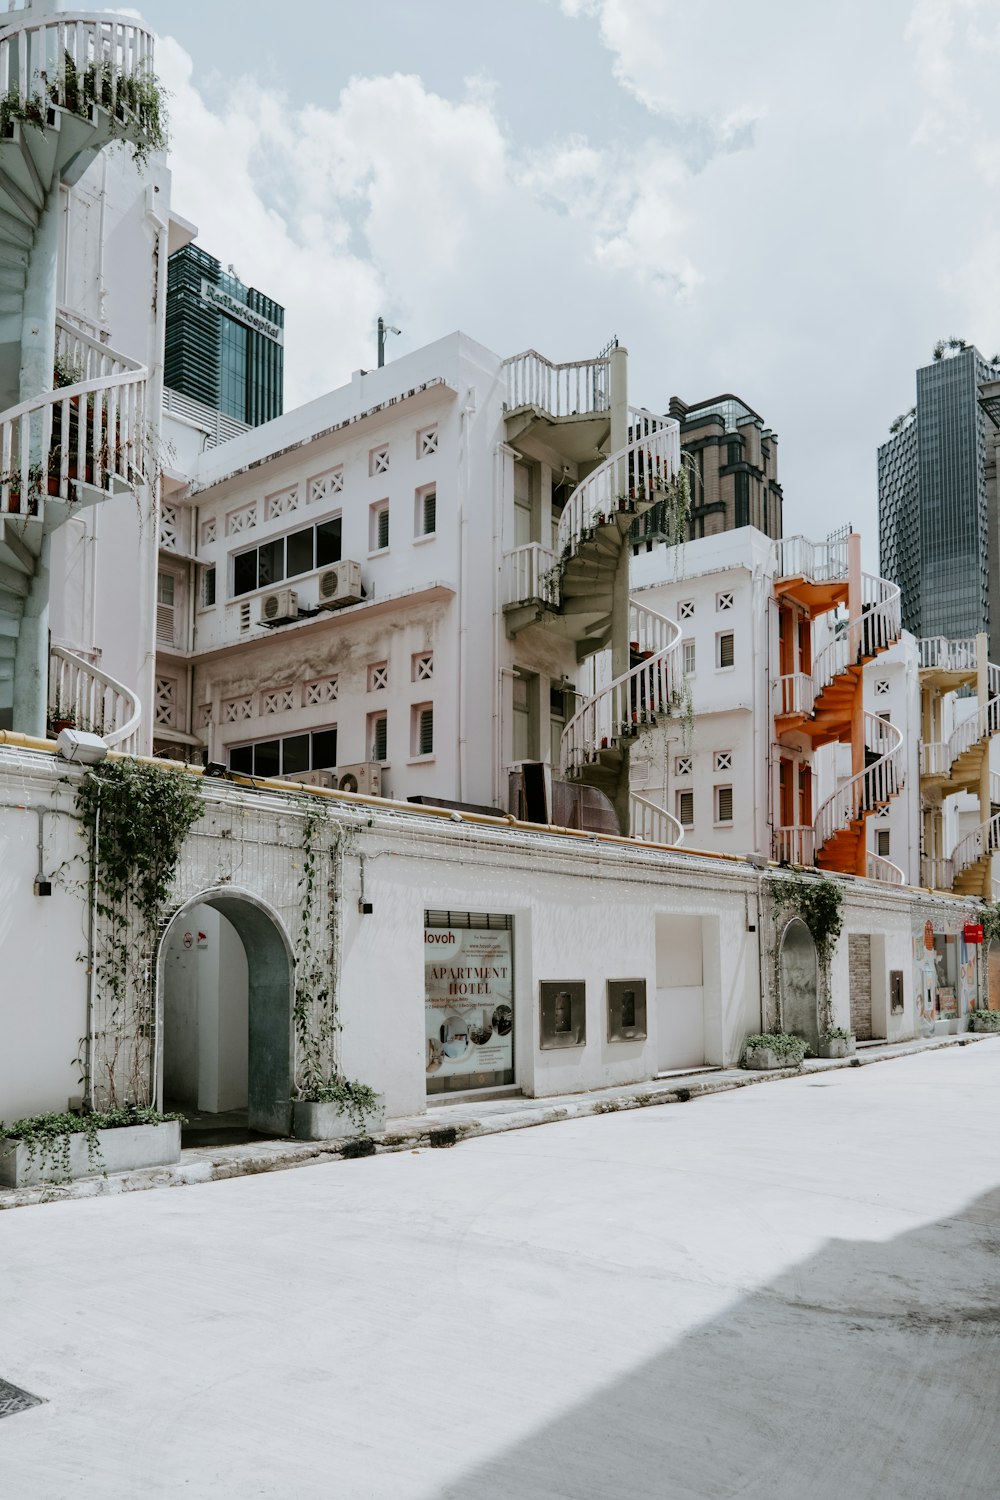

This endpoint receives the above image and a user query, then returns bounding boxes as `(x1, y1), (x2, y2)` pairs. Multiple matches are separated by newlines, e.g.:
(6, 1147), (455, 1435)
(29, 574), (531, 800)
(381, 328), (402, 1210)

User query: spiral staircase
(918, 638), (1000, 896)
(0, 7), (152, 743)
(772, 536), (906, 881)
(502, 350), (685, 845)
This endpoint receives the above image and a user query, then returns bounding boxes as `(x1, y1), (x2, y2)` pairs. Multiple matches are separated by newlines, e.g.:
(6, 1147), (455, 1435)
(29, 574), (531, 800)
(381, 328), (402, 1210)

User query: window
(678, 599), (695, 620)
(417, 425), (438, 458)
(876, 829), (891, 858)
(716, 590), (734, 611)
(727, 440), (741, 467)
(415, 485), (436, 537)
(202, 566), (216, 608)
(370, 712), (388, 761)
(232, 518), (342, 596)
(156, 571), (175, 645)
(412, 703), (434, 757)
(413, 651), (434, 681)
(370, 444), (389, 476)
(229, 727), (338, 778)
(734, 471), (749, 529)
(368, 662), (388, 692)
(717, 631), (735, 668)
(675, 755), (692, 777)
(677, 789), (694, 827)
(714, 751), (732, 772)
(683, 639), (696, 674)
(370, 501), (389, 552)
(715, 785), (734, 823)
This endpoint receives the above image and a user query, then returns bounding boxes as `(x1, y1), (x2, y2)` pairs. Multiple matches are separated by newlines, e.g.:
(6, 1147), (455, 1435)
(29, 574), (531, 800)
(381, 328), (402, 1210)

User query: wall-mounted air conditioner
(259, 588), (298, 625)
(336, 762), (382, 796)
(318, 560), (364, 610)
(283, 769), (336, 788)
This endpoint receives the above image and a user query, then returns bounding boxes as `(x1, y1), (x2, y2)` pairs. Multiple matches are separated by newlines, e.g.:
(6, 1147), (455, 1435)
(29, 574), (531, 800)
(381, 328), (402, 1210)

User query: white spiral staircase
(553, 421), (685, 845)
(0, 8), (152, 737)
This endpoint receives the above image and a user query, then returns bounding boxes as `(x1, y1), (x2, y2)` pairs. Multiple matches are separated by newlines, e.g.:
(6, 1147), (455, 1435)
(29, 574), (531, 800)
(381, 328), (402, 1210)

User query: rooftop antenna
(377, 316), (401, 368)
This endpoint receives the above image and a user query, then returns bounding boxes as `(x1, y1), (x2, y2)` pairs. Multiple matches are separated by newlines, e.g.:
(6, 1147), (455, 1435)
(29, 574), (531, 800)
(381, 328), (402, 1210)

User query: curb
(0, 1033), (991, 1212)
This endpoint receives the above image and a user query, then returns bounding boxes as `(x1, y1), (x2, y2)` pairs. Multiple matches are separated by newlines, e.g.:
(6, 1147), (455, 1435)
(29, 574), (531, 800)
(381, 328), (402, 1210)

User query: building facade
(165, 242), (284, 428)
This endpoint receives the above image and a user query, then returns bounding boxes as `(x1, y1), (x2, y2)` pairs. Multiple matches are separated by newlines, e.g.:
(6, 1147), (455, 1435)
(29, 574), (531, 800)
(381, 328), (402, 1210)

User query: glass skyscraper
(878, 346), (993, 643)
(165, 244), (284, 427)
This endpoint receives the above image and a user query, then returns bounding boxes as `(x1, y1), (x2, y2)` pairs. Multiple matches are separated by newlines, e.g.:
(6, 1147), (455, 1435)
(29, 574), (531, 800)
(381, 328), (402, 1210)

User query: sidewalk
(1, 1032), (991, 1212)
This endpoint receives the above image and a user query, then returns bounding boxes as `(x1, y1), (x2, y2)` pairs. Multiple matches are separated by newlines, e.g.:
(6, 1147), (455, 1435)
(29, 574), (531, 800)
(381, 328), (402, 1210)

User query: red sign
(963, 923), (984, 944)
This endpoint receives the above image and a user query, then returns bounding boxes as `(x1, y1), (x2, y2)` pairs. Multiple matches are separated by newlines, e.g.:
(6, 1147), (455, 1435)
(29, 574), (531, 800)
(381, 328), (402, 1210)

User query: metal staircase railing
(49, 643), (141, 752)
(630, 792), (684, 848)
(812, 572), (901, 697)
(0, 12), (154, 106)
(952, 811), (1000, 885)
(866, 850), (905, 885)
(815, 710), (905, 858)
(556, 423), (680, 559)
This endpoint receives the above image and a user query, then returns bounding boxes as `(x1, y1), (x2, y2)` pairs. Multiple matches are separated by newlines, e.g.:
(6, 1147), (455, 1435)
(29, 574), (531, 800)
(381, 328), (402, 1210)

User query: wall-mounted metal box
(607, 979), (647, 1042)
(539, 981), (586, 1049)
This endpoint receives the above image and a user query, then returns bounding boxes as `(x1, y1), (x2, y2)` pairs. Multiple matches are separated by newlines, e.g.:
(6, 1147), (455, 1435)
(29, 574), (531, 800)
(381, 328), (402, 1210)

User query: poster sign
(963, 923), (984, 944)
(425, 926), (513, 1087)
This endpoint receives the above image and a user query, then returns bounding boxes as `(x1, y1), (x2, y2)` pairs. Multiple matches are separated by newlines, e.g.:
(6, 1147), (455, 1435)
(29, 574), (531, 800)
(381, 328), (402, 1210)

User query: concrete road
(2, 1043), (1000, 1500)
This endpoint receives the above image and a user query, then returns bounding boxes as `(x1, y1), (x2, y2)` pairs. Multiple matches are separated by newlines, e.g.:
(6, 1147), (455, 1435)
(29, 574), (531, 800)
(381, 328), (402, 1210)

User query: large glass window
(229, 727), (338, 777)
(232, 518), (342, 596)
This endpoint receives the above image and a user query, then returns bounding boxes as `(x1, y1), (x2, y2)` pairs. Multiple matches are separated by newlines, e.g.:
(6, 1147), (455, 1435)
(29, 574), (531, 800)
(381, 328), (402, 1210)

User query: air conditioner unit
(318, 560), (364, 610)
(336, 762), (382, 796)
(283, 769), (336, 788)
(259, 588), (298, 625)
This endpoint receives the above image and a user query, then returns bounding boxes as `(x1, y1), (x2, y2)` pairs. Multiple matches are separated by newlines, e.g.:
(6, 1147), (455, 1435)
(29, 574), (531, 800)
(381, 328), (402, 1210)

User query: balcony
(772, 672), (814, 721)
(773, 825), (815, 866)
(920, 741), (951, 780)
(920, 856), (954, 892)
(502, 543), (559, 609)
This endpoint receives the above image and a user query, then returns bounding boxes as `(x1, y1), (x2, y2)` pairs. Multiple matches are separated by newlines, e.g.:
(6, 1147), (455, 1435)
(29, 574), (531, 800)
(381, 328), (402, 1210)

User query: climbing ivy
(75, 759), (202, 1107)
(770, 874), (844, 965)
(978, 901), (1000, 947)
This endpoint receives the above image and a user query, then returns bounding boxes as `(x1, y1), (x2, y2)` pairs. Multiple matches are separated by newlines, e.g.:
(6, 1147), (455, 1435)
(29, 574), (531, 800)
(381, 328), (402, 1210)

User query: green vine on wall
(292, 801), (338, 1097)
(770, 874), (844, 965)
(978, 901), (1000, 947)
(75, 760), (202, 1108)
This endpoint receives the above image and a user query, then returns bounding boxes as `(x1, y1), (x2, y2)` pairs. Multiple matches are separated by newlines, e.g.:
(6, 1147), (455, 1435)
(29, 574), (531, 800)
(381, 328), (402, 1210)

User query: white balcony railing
(866, 851), (905, 885)
(772, 535), (849, 586)
(921, 856), (955, 891)
(49, 645), (142, 753)
(0, 11), (154, 106)
(920, 741), (951, 779)
(502, 543), (559, 609)
(772, 673), (814, 719)
(503, 349), (611, 419)
(917, 636), (978, 673)
(773, 825), (815, 866)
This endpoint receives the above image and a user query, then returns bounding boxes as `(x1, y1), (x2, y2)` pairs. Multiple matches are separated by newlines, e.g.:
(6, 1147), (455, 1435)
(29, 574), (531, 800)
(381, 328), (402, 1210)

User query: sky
(130, 0), (1000, 551)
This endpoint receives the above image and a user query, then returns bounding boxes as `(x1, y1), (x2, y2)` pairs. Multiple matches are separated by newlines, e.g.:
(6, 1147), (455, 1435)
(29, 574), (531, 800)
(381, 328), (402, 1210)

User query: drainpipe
(976, 631), (990, 898)
(848, 532), (865, 875)
(609, 344), (630, 836)
(84, 794), (101, 1111)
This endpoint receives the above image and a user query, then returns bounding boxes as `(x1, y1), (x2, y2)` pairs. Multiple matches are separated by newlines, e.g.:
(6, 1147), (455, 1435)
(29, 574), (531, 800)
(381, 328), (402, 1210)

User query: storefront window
(425, 911), (513, 1095)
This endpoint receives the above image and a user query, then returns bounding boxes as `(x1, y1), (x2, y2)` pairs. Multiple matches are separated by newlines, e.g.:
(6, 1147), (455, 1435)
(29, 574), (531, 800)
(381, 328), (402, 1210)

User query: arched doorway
(779, 918), (819, 1052)
(157, 889), (294, 1139)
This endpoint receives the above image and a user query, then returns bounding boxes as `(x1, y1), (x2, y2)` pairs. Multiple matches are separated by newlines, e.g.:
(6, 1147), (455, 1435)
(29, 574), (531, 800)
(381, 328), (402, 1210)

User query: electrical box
(539, 981), (586, 1049)
(890, 969), (904, 1014)
(607, 979), (647, 1041)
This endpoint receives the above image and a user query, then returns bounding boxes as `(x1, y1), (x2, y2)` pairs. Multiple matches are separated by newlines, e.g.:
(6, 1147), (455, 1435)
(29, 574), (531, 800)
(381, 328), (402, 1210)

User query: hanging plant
(74, 758), (202, 1107)
(0, 50), (169, 169)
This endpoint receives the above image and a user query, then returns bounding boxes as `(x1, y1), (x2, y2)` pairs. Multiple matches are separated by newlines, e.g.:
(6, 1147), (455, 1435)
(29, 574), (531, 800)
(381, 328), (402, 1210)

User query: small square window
(369, 501), (389, 552)
(716, 591), (734, 611)
(678, 599), (695, 620)
(677, 789), (694, 827)
(368, 662), (388, 692)
(714, 750), (732, 772)
(715, 785), (733, 823)
(717, 632), (735, 669)
(370, 445), (389, 476)
(682, 639), (696, 675)
(675, 755), (693, 777)
(369, 712), (388, 762)
(413, 651), (434, 682)
(874, 679), (890, 697)
(411, 702), (434, 757)
(417, 425), (438, 458)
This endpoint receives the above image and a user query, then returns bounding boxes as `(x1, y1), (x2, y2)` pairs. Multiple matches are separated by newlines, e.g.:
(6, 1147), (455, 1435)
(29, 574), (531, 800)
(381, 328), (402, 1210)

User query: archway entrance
(779, 918), (820, 1052)
(157, 890), (294, 1141)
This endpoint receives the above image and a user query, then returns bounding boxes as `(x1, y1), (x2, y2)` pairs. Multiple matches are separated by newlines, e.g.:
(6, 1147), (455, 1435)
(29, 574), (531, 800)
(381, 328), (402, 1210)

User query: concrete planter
(968, 1013), (1000, 1034)
(818, 1035), (856, 1059)
(292, 1098), (385, 1141)
(745, 1046), (790, 1071)
(0, 1120), (181, 1188)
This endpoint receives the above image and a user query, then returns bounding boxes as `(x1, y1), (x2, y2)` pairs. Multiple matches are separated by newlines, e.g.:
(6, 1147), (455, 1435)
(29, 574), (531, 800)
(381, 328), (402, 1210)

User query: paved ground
(2, 1043), (999, 1499)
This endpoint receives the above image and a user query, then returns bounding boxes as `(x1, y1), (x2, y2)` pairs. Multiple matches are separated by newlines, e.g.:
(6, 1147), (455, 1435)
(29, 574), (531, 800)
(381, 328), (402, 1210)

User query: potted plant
(292, 1077), (384, 1142)
(743, 1032), (808, 1070)
(0, 1106), (183, 1189)
(968, 1010), (1000, 1033)
(817, 1027), (856, 1059)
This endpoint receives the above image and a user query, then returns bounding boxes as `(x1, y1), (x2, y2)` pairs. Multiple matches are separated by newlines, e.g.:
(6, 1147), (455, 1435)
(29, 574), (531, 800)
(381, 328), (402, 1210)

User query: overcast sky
(132, 0), (1000, 551)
